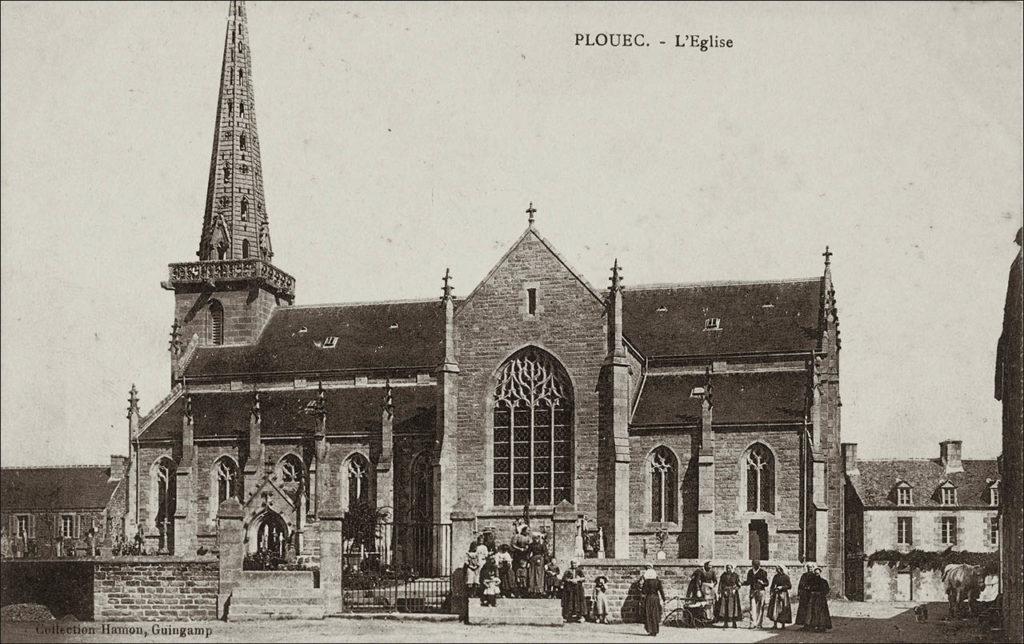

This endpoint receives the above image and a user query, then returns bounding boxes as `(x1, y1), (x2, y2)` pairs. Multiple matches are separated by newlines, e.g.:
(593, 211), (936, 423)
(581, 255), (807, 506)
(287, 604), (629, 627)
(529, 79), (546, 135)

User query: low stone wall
(863, 564), (999, 603)
(93, 557), (219, 621)
(578, 559), (807, 623)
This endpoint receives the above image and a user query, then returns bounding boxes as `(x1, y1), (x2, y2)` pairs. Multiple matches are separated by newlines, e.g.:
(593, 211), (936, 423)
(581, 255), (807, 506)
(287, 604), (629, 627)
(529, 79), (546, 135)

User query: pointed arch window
(153, 458), (176, 534)
(241, 239), (250, 258)
(410, 452), (433, 522)
(650, 447), (678, 523)
(240, 197), (249, 220)
(346, 454), (369, 508)
(224, 166), (232, 183)
(745, 443), (775, 513)
(279, 454), (303, 484)
(239, 101), (245, 116)
(239, 133), (247, 151)
(492, 347), (573, 506)
(214, 457), (238, 508)
(208, 300), (224, 345)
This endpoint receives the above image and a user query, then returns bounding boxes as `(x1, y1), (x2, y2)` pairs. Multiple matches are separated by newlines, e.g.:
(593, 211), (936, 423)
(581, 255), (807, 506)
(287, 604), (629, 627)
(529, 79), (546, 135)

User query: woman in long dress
(767, 565), (793, 629)
(795, 564), (814, 626)
(716, 564), (742, 628)
(593, 575), (610, 624)
(464, 550), (480, 598)
(805, 568), (833, 632)
(479, 556), (500, 607)
(527, 536), (546, 597)
(495, 545), (515, 599)
(641, 565), (665, 636)
(561, 560), (586, 622)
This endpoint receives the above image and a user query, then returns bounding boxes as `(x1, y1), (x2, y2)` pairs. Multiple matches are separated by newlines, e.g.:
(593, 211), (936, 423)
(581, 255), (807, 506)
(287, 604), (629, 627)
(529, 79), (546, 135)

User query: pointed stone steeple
(199, 0), (271, 263)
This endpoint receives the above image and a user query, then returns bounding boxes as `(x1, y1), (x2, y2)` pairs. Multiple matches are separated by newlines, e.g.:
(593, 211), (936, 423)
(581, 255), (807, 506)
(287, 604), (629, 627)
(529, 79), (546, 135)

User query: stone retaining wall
(93, 557), (219, 621)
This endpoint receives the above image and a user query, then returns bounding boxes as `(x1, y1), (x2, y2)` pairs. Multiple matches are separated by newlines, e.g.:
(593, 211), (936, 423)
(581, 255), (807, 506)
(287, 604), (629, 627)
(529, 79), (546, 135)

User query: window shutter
(28, 515), (36, 539)
(74, 515), (81, 539)
(9, 515), (16, 538)
(53, 516), (61, 538)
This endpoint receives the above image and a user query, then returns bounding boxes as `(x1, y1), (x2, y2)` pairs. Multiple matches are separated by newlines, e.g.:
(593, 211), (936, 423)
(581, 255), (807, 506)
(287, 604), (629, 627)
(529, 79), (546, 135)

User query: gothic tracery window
(279, 454), (303, 484)
(214, 457), (238, 505)
(346, 454), (369, 508)
(154, 458), (176, 532)
(492, 348), (573, 506)
(650, 447), (677, 523)
(745, 443), (775, 513)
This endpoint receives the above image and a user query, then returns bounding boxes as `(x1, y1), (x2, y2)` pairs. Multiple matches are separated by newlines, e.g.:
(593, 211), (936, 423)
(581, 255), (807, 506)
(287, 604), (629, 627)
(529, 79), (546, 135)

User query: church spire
(198, 0), (272, 262)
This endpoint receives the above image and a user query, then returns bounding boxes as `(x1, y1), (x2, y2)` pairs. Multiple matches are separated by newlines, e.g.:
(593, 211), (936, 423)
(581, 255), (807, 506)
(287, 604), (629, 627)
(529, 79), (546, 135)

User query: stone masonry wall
(454, 231), (607, 519)
(93, 558), (218, 621)
(173, 286), (280, 348)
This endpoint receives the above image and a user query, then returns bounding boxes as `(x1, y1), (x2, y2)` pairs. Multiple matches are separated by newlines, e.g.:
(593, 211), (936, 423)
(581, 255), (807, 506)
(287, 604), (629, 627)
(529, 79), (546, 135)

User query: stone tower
(162, 0), (294, 367)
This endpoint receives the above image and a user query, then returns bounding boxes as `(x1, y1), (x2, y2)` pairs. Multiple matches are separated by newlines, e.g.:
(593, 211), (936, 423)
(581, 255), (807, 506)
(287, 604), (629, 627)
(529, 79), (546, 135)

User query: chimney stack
(940, 440), (963, 474)
(109, 455), (128, 481)
(842, 443), (858, 475)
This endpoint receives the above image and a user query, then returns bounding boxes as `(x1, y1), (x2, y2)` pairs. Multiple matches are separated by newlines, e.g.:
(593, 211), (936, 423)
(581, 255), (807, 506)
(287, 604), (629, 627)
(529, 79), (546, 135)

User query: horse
(941, 563), (985, 619)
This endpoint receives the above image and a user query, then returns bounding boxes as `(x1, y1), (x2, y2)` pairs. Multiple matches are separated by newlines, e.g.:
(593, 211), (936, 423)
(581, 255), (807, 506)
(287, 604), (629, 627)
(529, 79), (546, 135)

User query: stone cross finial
(526, 201), (536, 226)
(609, 258), (623, 293)
(441, 268), (454, 301)
(127, 384), (139, 419)
(823, 245), (833, 267)
(383, 379), (394, 419)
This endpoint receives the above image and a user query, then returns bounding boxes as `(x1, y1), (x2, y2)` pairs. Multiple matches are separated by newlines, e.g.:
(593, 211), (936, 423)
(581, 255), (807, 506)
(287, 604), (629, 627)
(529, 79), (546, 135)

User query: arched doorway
(250, 510), (289, 558)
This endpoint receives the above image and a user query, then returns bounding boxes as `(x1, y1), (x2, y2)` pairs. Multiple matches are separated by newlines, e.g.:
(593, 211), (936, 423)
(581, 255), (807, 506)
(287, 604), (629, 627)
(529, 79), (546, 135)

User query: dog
(913, 604), (929, 623)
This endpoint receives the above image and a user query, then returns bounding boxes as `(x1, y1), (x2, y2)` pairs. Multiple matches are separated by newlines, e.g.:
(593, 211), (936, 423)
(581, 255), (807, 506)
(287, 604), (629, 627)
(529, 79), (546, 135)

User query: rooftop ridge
(1, 464), (112, 471)
(631, 277), (821, 291)
(282, 298), (438, 310)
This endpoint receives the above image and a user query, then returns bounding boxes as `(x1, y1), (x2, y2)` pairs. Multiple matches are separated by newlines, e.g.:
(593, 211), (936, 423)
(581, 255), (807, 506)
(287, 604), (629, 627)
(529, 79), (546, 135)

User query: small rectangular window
(321, 336), (338, 349)
(990, 487), (999, 506)
(61, 515), (75, 539)
(989, 517), (999, 546)
(896, 487), (912, 506)
(897, 517), (912, 546)
(941, 517), (957, 545)
(16, 515), (29, 538)
(941, 487), (957, 505)
(527, 288), (537, 315)
(704, 317), (721, 331)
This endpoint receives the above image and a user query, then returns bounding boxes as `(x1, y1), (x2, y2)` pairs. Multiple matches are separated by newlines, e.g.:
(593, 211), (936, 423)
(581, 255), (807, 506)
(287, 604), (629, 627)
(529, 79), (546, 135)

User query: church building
(125, 0), (845, 593)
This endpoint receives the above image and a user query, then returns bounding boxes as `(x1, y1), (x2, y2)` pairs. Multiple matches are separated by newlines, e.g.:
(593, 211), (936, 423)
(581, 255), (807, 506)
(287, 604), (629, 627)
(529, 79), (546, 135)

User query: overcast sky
(1, 1), (1021, 467)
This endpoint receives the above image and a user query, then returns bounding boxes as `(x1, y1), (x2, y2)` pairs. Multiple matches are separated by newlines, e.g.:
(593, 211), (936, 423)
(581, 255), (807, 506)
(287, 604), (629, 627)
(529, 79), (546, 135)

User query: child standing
(592, 574), (609, 624)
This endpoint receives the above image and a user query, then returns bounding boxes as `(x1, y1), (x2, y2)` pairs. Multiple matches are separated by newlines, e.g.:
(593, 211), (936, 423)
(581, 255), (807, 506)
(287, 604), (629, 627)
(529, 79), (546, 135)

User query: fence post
(216, 499), (244, 620)
(319, 510), (344, 616)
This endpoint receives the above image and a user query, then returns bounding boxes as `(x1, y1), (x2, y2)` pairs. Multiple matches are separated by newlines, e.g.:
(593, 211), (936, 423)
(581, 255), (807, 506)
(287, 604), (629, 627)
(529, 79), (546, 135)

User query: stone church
(125, 0), (845, 592)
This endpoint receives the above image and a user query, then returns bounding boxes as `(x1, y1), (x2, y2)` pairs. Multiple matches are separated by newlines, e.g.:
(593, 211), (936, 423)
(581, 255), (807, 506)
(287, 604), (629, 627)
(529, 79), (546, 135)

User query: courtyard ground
(0, 601), (1006, 643)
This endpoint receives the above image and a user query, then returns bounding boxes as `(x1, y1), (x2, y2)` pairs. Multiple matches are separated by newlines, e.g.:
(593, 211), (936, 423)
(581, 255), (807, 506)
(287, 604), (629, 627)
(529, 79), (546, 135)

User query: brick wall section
(454, 231), (607, 519)
(93, 558), (218, 621)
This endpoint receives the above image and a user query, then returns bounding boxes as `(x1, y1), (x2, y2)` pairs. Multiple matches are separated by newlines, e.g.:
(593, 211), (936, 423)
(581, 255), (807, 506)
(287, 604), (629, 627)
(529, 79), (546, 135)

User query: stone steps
(467, 598), (563, 626)
(227, 570), (325, 621)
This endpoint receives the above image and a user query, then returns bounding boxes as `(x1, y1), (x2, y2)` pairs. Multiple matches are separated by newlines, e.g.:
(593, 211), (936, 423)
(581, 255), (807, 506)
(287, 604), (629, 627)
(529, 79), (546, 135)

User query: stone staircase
(467, 598), (563, 626)
(227, 570), (325, 621)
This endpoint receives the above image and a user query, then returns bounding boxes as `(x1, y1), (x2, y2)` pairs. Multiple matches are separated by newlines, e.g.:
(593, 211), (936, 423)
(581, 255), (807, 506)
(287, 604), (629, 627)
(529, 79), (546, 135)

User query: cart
(663, 595), (714, 628)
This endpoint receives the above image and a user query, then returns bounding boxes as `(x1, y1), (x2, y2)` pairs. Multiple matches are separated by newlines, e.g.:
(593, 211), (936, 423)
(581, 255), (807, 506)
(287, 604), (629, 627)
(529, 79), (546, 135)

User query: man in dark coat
(641, 564), (665, 636)
(717, 564), (742, 628)
(561, 560), (586, 622)
(742, 559), (769, 628)
(795, 563), (815, 626)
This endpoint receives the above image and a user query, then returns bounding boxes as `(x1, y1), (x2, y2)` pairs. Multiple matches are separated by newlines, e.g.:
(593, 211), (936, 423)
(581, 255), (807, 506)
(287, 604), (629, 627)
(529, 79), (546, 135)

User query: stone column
(552, 500), (579, 563)
(244, 392), (264, 502)
(216, 498), (244, 620)
(319, 510), (344, 616)
(174, 395), (197, 556)
(376, 382), (394, 511)
(697, 372), (716, 560)
(434, 270), (459, 575)
(126, 385), (140, 538)
(599, 260), (631, 559)
(450, 505), (476, 622)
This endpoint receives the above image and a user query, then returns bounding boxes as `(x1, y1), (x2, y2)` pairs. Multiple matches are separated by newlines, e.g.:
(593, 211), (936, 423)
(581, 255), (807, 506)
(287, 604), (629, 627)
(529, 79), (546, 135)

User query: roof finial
(526, 201), (536, 227)
(127, 384), (139, 419)
(383, 379), (394, 419)
(252, 388), (261, 421)
(169, 318), (182, 355)
(441, 268), (454, 301)
(609, 258), (623, 293)
(823, 245), (833, 268)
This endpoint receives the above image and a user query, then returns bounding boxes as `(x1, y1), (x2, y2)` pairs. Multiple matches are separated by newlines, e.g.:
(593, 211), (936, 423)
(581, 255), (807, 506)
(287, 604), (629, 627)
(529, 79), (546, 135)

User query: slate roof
(1, 466), (120, 512)
(184, 301), (444, 378)
(138, 386), (435, 441)
(631, 371), (808, 426)
(623, 279), (824, 358)
(849, 459), (1000, 509)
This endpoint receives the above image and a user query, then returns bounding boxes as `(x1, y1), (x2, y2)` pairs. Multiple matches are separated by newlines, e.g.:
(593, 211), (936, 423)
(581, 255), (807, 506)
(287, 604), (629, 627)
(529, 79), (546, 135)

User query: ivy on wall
(866, 548), (998, 575)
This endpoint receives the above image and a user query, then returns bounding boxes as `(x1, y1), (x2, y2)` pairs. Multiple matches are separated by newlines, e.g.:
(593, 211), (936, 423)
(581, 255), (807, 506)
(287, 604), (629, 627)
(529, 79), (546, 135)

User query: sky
(1, 1), (1021, 467)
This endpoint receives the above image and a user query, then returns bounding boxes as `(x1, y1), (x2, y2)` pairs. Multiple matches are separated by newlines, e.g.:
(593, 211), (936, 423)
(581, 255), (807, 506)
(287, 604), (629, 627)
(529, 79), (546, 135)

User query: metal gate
(341, 520), (452, 613)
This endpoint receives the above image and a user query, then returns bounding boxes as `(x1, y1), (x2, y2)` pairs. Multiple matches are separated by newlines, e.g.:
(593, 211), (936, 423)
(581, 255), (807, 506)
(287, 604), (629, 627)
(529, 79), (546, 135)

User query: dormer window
(989, 481), (999, 506)
(896, 484), (912, 506)
(704, 317), (721, 331)
(321, 336), (338, 349)
(939, 482), (957, 506)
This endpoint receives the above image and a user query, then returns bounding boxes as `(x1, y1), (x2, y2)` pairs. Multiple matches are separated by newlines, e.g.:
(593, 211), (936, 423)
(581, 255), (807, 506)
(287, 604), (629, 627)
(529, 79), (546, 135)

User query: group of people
(677, 560), (832, 632)
(463, 521), (612, 623)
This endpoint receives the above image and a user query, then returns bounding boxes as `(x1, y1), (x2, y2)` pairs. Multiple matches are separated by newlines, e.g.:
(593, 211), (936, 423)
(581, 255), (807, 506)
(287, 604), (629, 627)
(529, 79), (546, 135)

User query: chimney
(109, 455), (128, 481)
(842, 443), (858, 475)
(940, 440), (963, 474)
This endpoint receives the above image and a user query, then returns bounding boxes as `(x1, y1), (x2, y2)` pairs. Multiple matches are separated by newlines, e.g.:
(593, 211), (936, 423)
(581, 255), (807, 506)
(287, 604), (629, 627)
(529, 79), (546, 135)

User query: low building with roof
(0, 458), (128, 558)
(843, 440), (1000, 602)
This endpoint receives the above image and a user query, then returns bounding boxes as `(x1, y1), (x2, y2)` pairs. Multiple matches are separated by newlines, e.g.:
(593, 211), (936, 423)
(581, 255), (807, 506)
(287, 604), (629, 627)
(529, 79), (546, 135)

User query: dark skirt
(717, 587), (742, 620)
(498, 564), (514, 597)
(807, 592), (832, 630)
(795, 591), (810, 625)
(643, 593), (662, 635)
(561, 583), (585, 619)
(768, 590), (792, 623)
(528, 555), (545, 595)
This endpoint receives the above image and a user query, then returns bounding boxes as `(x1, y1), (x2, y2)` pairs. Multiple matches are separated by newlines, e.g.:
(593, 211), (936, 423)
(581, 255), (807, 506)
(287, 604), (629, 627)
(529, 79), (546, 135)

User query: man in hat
(742, 559), (769, 628)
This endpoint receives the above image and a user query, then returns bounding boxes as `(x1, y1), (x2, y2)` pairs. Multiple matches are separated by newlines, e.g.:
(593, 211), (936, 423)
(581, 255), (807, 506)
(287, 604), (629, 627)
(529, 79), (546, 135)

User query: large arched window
(346, 454), (369, 508)
(208, 300), (224, 345)
(214, 456), (239, 507)
(650, 447), (678, 523)
(745, 443), (775, 513)
(278, 454), (304, 484)
(493, 347), (573, 506)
